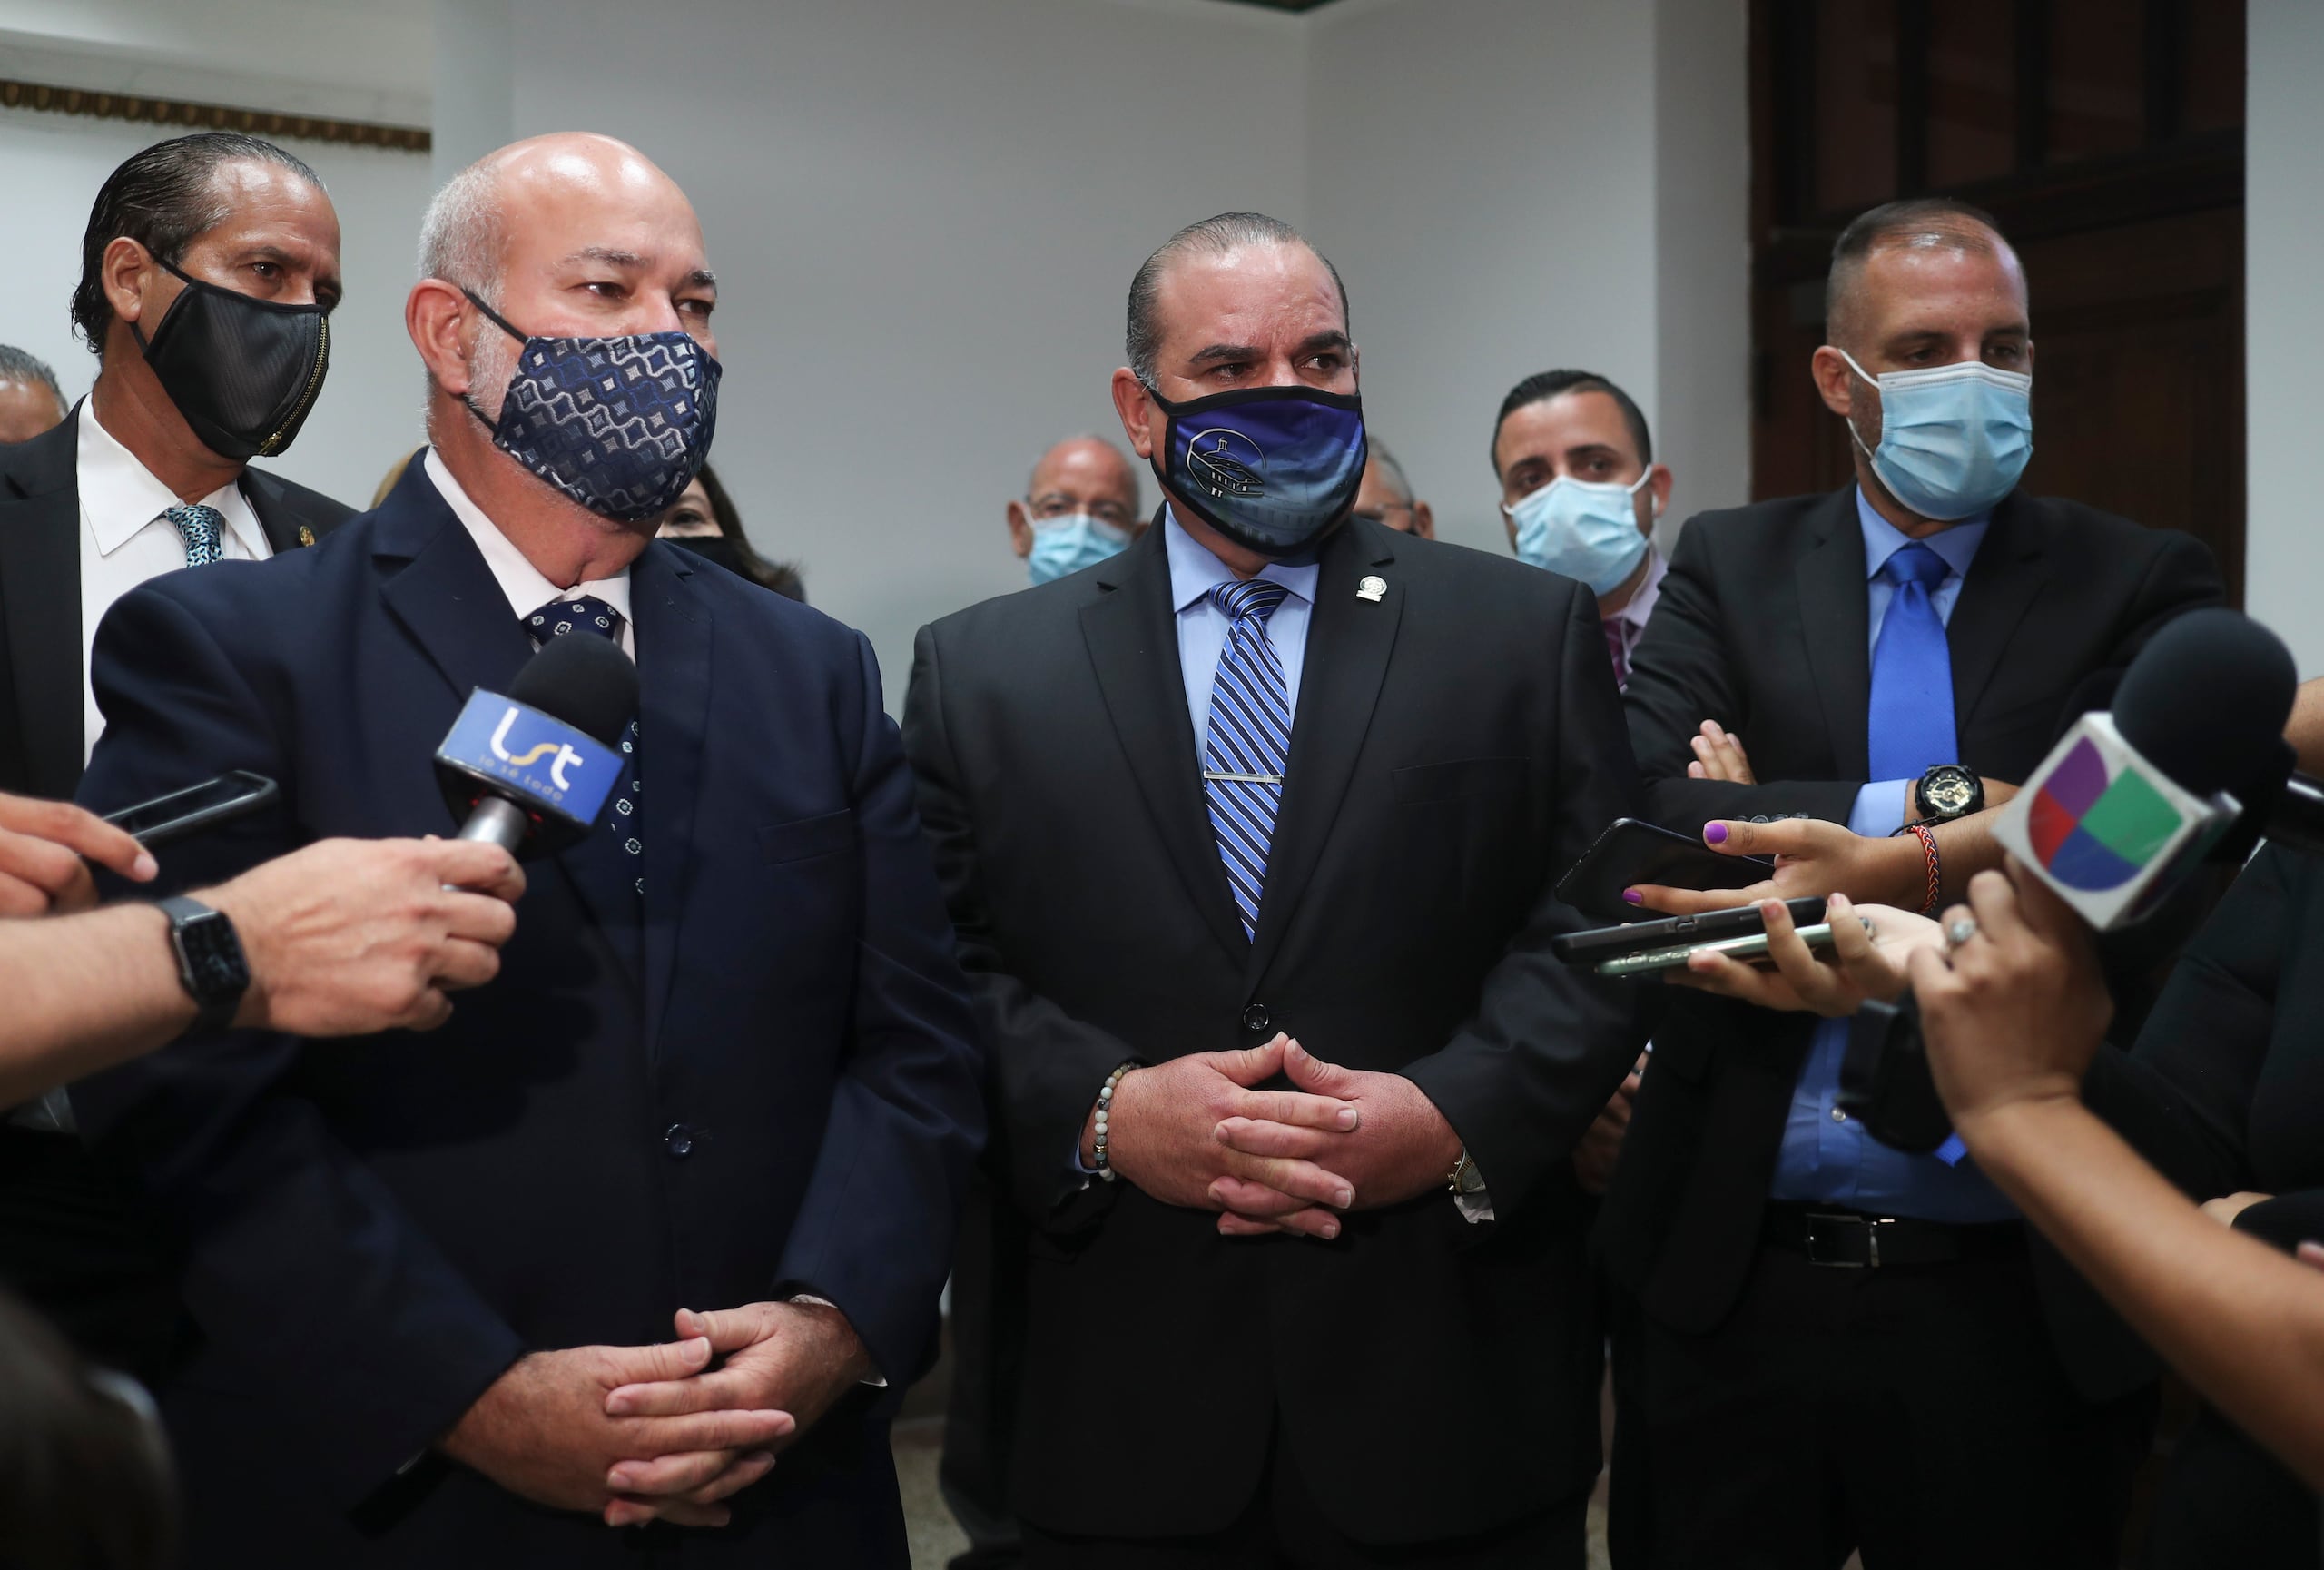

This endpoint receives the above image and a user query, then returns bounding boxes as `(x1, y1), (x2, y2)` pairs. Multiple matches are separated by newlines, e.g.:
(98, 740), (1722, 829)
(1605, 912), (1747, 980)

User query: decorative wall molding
(0, 77), (428, 153)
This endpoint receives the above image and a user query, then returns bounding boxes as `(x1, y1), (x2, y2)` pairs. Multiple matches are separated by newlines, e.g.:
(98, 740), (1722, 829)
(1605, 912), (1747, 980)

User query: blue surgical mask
(1147, 383), (1366, 562)
(1027, 512), (1130, 585)
(1505, 470), (1654, 596)
(1839, 350), (2033, 522)
(463, 291), (722, 523)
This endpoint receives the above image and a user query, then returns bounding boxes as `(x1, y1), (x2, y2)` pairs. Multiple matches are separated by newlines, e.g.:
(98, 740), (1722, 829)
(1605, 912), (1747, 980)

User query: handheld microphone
(1842, 609), (2300, 1151)
(433, 635), (638, 856)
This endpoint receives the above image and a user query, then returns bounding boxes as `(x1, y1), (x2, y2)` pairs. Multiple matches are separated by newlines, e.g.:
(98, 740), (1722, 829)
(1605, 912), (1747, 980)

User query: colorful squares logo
(2026, 737), (2187, 891)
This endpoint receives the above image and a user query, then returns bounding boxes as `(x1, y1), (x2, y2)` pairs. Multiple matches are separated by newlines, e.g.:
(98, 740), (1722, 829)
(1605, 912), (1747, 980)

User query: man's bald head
(418, 133), (710, 310)
(1008, 435), (1143, 558)
(1824, 197), (2023, 351)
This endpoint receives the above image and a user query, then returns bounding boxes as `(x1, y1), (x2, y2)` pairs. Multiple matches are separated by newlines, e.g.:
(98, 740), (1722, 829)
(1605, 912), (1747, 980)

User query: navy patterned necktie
(1202, 578), (1293, 941)
(168, 503), (227, 567)
(523, 596), (643, 896)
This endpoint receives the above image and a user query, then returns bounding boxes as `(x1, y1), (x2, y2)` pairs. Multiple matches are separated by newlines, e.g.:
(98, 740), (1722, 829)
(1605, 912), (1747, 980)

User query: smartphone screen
(103, 772), (280, 848)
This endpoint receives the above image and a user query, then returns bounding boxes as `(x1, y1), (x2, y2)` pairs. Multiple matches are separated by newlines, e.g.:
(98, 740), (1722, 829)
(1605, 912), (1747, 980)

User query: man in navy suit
(70, 133), (983, 1566)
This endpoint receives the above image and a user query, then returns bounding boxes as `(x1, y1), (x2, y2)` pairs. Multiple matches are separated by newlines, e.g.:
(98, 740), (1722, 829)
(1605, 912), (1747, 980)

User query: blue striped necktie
(1203, 578), (1292, 941)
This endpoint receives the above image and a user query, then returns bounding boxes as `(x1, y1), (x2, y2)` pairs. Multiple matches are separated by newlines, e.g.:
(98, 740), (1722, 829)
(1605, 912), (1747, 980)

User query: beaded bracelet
(1092, 1061), (1137, 1182)
(1896, 821), (1943, 915)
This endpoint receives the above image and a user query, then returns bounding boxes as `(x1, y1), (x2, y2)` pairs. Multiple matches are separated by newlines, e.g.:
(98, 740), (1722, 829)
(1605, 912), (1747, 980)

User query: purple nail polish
(1705, 822), (1728, 844)
(1623, 888), (1644, 906)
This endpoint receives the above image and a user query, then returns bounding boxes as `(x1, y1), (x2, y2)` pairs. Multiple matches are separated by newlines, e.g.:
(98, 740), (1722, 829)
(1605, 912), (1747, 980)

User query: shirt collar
(76, 400), (267, 560)
(1610, 546), (1667, 635)
(423, 449), (633, 627)
(1855, 485), (1988, 583)
(1162, 504), (1322, 615)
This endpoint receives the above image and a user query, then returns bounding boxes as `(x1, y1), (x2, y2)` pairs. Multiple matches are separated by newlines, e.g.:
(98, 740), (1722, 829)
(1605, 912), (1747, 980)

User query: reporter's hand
(1573, 1053), (1646, 1194)
(598, 1301), (871, 1527)
(1908, 863), (2112, 1142)
(1628, 817), (1925, 917)
(441, 1338), (795, 1526)
(203, 837), (525, 1035)
(1666, 894), (1937, 1016)
(1098, 1036), (1361, 1240)
(0, 793), (155, 916)
(1685, 720), (1758, 785)
(1209, 1041), (1463, 1230)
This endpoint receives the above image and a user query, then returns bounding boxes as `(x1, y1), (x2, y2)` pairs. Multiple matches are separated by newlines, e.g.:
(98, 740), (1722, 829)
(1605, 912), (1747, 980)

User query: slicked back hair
(1127, 212), (1349, 390)
(0, 346), (67, 416)
(1825, 196), (2015, 347)
(1491, 369), (1653, 476)
(71, 133), (324, 354)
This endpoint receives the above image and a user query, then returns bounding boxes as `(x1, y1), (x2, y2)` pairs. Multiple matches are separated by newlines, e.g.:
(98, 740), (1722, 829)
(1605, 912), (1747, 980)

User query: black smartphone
(102, 771), (280, 849)
(1552, 897), (1827, 965)
(1553, 817), (1777, 922)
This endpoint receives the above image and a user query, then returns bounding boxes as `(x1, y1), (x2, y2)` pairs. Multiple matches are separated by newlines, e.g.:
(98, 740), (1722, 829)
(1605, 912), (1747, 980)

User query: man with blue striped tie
(905, 212), (1646, 1568)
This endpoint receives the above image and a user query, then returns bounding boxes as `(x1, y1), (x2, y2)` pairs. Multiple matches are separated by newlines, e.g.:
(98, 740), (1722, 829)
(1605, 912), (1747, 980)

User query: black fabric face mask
(668, 534), (747, 576)
(133, 258), (331, 460)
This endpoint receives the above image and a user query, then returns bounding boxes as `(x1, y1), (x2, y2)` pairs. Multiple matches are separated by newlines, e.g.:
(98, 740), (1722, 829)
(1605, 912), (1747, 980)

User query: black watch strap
(159, 894), (250, 1034)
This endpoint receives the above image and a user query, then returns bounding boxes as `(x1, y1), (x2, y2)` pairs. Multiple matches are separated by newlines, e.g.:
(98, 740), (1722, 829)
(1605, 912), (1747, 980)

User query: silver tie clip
(1204, 770), (1284, 785)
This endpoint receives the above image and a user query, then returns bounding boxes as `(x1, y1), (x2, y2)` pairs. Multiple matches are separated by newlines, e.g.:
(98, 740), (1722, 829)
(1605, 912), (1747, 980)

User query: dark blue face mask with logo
(463, 291), (722, 524)
(1147, 383), (1367, 562)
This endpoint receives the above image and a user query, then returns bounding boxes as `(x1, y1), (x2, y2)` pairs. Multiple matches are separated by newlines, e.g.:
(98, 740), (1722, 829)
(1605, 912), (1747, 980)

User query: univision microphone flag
(1992, 711), (2234, 930)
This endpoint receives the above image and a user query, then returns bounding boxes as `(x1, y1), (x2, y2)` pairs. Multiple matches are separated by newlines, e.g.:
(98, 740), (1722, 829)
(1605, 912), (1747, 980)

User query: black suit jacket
(1600, 484), (2222, 1350)
(67, 462), (984, 1566)
(0, 406), (351, 798)
(902, 518), (1644, 1545)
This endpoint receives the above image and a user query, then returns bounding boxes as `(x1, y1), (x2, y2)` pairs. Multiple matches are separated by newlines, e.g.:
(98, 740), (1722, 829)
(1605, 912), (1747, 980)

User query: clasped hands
(1088, 1034), (1463, 1239)
(441, 1298), (872, 1530)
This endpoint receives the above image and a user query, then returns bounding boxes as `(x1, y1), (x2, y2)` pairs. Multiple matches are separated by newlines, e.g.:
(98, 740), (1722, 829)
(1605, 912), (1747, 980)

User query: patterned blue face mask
(463, 291), (722, 523)
(1147, 383), (1366, 562)
(1837, 349), (2033, 522)
(1026, 513), (1130, 585)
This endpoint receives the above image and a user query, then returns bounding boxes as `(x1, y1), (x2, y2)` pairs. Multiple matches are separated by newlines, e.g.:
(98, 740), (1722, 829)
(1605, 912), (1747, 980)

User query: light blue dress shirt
(1164, 507), (1319, 745)
(1769, 488), (2012, 1221)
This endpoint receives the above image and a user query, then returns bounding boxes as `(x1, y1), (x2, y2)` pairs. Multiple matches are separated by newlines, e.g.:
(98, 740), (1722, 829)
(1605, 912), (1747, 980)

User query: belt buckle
(1803, 1210), (1870, 1268)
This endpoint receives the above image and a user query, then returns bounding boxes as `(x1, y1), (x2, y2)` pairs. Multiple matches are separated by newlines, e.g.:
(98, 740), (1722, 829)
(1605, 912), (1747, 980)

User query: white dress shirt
(423, 450), (635, 654)
(77, 403), (271, 757)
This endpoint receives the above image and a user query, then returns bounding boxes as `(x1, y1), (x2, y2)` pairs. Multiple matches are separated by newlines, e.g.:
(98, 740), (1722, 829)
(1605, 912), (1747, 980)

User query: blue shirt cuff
(1849, 780), (1913, 837)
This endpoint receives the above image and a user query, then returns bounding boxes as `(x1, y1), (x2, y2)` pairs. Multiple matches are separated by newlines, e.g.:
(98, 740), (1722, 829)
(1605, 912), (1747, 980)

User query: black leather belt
(1761, 1204), (2021, 1269)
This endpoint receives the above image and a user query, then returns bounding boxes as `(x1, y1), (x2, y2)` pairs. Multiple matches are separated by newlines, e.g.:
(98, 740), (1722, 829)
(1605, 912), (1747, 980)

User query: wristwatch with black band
(1914, 765), (1984, 824)
(158, 894), (251, 1034)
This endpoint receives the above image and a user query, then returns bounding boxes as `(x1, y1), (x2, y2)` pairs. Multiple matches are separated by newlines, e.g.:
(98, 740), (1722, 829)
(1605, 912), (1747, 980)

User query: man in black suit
(68, 132), (984, 1565)
(903, 212), (1643, 1569)
(0, 131), (351, 1384)
(1600, 197), (2224, 1565)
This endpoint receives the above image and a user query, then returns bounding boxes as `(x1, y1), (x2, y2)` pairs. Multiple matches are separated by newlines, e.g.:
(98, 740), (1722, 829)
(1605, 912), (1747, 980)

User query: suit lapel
(1794, 487), (1873, 779)
(370, 469), (642, 982)
(240, 467), (327, 553)
(630, 541), (712, 1061)
(1244, 522), (1401, 990)
(1945, 490), (2047, 728)
(1080, 522), (1248, 963)
(0, 418), (89, 798)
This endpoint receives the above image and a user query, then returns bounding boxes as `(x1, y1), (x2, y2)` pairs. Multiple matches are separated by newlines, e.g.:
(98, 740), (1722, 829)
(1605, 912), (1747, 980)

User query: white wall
(0, 104), (437, 505)
(1305, 0), (1749, 560)
(2245, 0), (2324, 677)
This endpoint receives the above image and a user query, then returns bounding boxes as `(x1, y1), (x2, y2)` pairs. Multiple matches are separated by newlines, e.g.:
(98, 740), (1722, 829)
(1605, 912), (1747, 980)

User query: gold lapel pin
(1357, 575), (1386, 603)
(297, 526), (316, 548)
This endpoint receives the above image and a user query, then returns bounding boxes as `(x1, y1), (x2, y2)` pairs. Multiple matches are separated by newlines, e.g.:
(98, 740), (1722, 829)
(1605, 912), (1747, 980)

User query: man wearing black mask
(904, 212), (1644, 1567)
(0, 132), (351, 1381)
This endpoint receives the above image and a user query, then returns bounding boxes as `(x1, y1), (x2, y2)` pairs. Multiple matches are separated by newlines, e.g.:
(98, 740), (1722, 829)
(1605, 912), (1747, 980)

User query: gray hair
(1126, 212), (1349, 389)
(1369, 438), (1414, 503)
(0, 346), (67, 416)
(417, 157), (505, 307)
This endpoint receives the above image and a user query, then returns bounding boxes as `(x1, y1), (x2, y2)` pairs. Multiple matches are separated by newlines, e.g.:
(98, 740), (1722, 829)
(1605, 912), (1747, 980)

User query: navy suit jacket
(70, 461), (982, 1567)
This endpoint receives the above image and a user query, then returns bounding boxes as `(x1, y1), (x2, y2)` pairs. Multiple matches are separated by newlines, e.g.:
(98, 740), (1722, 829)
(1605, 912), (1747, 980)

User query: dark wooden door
(1749, 0), (2246, 601)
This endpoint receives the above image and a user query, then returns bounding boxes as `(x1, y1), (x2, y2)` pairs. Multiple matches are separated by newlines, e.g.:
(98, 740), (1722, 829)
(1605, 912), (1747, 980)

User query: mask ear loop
(455, 287), (530, 437)
(1832, 346), (1886, 466)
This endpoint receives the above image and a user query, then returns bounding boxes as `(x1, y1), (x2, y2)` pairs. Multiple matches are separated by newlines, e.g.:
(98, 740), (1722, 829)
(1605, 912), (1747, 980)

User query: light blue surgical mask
(1839, 349), (2033, 522)
(1027, 513), (1130, 585)
(1504, 470), (1655, 596)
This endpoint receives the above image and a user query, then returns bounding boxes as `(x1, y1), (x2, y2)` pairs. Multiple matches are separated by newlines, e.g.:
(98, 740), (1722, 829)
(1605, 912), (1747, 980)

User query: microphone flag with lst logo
(434, 689), (624, 856)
